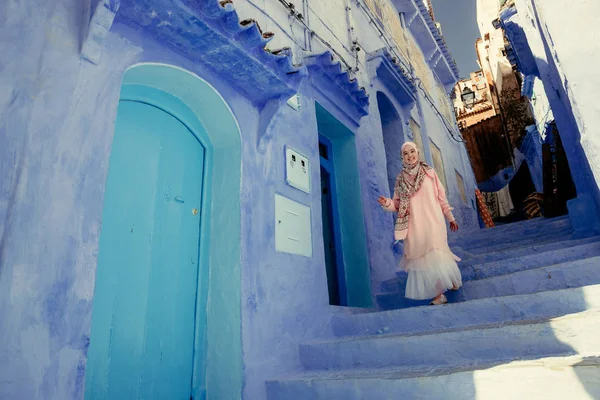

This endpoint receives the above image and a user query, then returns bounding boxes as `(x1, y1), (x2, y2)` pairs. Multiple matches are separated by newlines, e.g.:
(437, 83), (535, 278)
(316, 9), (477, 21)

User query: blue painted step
(267, 353), (600, 399)
(332, 284), (600, 338)
(376, 255), (600, 310)
(298, 309), (600, 371)
(380, 240), (600, 293)
(266, 216), (600, 400)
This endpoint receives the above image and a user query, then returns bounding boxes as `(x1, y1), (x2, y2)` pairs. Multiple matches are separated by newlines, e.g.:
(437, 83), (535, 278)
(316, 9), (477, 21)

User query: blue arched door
(85, 98), (205, 399)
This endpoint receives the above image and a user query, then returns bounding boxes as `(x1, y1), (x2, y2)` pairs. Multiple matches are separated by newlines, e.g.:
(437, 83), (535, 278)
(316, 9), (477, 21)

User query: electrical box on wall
(275, 194), (312, 257)
(287, 94), (301, 111)
(285, 146), (310, 193)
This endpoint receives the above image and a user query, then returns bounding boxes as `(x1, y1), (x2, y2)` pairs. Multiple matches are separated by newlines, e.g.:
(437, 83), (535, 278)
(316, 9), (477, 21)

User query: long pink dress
(383, 169), (462, 300)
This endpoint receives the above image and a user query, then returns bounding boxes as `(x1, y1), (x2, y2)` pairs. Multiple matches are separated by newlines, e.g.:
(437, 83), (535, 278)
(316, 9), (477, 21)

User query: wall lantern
(461, 87), (476, 109)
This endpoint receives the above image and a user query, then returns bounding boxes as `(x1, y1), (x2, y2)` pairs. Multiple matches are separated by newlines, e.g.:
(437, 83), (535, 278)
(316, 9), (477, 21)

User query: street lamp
(461, 86), (476, 109)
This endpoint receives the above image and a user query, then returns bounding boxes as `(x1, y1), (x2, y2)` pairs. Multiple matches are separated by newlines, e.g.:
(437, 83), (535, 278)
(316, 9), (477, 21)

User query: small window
(484, 33), (490, 41)
(429, 139), (447, 191)
(410, 119), (426, 162)
(455, 170), (467, 204)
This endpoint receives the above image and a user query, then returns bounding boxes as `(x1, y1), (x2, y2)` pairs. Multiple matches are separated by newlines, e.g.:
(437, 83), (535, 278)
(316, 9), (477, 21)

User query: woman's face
(402, 146), (418, 165)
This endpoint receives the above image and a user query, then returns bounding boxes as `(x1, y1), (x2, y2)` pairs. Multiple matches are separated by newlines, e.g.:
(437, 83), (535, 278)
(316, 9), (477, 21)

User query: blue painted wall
(0, 1), (481, 400)
(0, 5), (248, 398)
(378, 91), (406, 196)
(500, 1), (600, 233)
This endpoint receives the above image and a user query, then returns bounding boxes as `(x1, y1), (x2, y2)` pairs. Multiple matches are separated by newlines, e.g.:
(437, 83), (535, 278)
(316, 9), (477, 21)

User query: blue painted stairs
(266, 216), (600, 399)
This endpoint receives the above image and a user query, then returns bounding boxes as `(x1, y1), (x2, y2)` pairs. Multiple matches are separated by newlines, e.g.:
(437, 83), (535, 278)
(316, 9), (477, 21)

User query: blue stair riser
(449, 216), (569, 242)
(449, 256), (600, 302)
(451, 226), (574, 252)
(333, 285), (600, 338)
(464, 233), (576, 256)
(376, 256), (600, 310)
(458, 235), (600, 268)
(266, 377), (462, 400)
(266, 357), (599, 400)
(380, 241), (600, 293)
(299, 311), (600, 371)
(379, 239), (600, 293)
(460, 242), (600, 281)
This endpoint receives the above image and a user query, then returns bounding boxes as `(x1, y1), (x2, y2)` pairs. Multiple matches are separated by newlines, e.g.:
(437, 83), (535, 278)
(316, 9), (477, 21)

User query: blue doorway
(85, 95), (205, 399)
(319, 136), (347, 306)
(315, 102), (372, 307)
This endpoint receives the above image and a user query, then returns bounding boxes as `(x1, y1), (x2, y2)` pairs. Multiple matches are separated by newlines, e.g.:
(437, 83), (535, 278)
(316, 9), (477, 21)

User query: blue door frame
(90, 64), (244, 400)
(319, 135), (348, 306)
(86, 83), (212, 400)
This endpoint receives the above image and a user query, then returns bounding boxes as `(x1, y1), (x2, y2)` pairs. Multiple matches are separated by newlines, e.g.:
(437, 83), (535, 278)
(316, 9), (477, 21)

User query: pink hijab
(394, 142), (432, 232)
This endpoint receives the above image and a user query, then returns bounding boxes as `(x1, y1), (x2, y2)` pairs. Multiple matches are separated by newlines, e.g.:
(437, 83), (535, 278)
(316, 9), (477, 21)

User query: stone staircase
(266, 216), (600, 399)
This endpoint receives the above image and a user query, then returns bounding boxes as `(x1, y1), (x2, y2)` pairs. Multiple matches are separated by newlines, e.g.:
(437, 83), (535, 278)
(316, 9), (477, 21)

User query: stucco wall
(530, 0), (600, 193)
(0, 1), (257, 397)
(476, 0), (509, 84)
(417, 89), (480, 226)
(0, 3), (133, 398)
(507, 0), (600, 230)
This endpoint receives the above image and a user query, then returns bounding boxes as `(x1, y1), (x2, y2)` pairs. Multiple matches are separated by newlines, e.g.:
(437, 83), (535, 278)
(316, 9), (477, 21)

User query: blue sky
(430, 0), (481, 78)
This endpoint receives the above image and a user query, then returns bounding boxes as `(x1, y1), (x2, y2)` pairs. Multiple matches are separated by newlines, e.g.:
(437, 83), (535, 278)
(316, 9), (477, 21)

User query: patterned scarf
(394, 160), (432, 232)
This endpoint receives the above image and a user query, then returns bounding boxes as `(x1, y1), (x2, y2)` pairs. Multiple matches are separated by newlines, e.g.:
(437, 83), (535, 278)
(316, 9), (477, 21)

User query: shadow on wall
(500, 3), (598, 214)
(531, 55), (600, 231)
(528, 1), (600, 228)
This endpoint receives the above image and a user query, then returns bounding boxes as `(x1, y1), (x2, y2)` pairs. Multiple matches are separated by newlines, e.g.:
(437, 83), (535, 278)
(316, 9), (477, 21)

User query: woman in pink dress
(377, 142), (462, 305)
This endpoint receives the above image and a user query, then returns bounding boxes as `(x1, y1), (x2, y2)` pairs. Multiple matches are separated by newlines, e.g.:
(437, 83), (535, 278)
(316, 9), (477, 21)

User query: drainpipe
(302, 0), (312, 51)
(345, 0), (359, 71)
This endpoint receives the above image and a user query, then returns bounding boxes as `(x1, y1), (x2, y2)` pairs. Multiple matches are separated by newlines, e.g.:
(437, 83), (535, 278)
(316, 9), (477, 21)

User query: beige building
(475, 0), (532, 147)
(453, 69), (497, 130)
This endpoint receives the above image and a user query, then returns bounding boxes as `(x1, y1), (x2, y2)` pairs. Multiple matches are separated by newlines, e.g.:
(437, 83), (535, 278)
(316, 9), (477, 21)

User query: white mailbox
(275, 194), (312, 257)
(285, 146), (310, 193)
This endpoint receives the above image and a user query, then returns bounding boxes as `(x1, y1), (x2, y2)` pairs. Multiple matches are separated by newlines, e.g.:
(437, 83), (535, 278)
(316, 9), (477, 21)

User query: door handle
(174, 196), (185, 203)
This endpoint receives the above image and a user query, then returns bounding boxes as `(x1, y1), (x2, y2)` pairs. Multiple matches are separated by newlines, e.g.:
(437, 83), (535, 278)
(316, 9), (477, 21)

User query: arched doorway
(377, 92), (405, 196)
(85, 64), (242, 400)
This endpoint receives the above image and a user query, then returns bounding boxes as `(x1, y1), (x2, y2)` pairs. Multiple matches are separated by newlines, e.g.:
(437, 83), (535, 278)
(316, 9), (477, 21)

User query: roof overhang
(390, 0), (460, 89)
(83, 0), (308, 106)
(367, 48), (417, 107)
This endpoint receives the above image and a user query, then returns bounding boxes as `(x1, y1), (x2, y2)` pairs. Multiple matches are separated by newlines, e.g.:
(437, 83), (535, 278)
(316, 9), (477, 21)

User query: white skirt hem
(401, 248), (462, 300)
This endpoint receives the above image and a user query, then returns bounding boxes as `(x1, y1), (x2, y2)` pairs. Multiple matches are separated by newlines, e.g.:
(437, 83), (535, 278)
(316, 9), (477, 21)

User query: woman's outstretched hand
(377, 196), (387, 207)
(449, 221), (459, 232)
